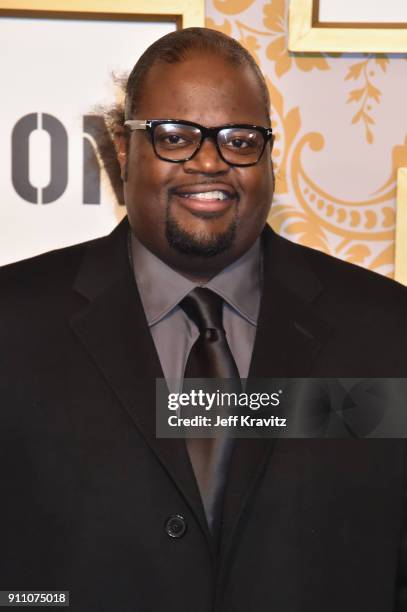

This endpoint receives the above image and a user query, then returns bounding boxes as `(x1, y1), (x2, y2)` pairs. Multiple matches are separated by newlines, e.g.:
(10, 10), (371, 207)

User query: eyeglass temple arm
(124, 120), (149, 131)
(125, 120), (273, 137)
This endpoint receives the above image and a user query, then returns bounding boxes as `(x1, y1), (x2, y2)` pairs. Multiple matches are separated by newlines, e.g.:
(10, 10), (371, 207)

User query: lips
(170, 183), (238, 214)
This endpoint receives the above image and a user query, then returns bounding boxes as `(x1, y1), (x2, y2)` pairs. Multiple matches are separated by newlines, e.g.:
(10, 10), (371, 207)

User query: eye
(221, 129), (262, 154)
(155, 132), (191, 149)
(154, 124), (200, 151)
(167, 134), (186, 145)
(229, 137), (249, 149)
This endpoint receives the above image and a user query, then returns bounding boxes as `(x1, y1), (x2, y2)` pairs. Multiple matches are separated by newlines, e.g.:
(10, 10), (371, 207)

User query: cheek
(124, 145), (176, 234)
(127, 146), (168, 203)
(239, 166), (273, 216)
(234, 168), (273, 253)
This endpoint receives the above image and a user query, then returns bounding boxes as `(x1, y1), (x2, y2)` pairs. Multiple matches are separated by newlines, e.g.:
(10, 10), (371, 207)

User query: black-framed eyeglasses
(124, 119), (273, 167)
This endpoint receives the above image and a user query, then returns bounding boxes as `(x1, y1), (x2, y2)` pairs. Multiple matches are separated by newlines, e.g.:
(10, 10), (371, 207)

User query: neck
(164, 251), (238, 284)
(169, 267), (215, 284)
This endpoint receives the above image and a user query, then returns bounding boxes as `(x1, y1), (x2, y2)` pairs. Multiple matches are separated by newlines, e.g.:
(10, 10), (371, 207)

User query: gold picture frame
(0, 0), (205, 28)
(395, 168), (407, 285)
(289, 0), (407, 53)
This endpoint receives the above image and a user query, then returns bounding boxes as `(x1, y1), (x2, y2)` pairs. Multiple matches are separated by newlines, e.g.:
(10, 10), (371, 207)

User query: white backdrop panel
(319, 0), (407, 23)
(0, 17), (175, 266)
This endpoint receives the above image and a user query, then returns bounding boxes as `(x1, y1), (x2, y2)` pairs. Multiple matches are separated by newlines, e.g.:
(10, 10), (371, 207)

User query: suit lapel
(249, 226), (331, 377)
(68, 220), (334, 564)
(70, 219), (213, 550)
(219, 226), (333, 569)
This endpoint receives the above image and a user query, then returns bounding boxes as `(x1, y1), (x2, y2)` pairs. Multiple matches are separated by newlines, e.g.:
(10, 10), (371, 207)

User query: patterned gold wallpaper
(205, 0), (407, 277)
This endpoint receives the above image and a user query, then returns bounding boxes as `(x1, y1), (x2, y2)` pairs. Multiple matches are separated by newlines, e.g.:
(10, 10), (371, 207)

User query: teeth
(182, 190), (229, 201)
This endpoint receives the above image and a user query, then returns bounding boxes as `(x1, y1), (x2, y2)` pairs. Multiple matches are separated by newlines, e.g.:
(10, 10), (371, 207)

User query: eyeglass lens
(153, 123), (265, 164)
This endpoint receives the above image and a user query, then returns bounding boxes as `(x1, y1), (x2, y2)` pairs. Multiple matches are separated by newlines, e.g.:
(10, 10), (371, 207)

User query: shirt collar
(130, 231), (262, 327)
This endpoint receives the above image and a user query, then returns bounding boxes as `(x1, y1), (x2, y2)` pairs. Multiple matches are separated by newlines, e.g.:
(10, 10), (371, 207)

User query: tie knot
(180, 288), (224, 333)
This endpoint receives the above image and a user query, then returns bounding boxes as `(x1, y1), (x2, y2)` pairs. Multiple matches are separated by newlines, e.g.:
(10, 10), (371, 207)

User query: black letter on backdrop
(83, 115), (124, 205)
(12, 113), (37, 203)
(42, 113), (68, 204)
(11, 113), (68, 204)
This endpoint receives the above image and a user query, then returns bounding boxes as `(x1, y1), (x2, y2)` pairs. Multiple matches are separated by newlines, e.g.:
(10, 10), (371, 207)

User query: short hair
(124, 27), (270, 124)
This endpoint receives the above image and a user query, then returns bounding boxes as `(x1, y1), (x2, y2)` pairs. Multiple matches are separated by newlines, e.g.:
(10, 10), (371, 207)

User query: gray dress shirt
(130, 232), (262, 393)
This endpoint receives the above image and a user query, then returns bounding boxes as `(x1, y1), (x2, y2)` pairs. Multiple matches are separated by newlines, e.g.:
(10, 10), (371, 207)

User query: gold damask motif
(205, 16), (232, 36)
(266, 81), (399, 269)
(263, 0), (330, 77)
(346, 55), (389, 144)
(265, 76), (300, 195)
(235, 21), (266, 64)
(271, 119), (403, 270)
(213, 0), (256, 15)
(378, 136), (407, 193)
(205, 0), (405, 274)
(291, 133), (397, 242)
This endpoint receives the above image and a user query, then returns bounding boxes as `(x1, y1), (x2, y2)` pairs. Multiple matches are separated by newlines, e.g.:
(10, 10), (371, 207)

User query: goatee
(165, 210), (237, 257)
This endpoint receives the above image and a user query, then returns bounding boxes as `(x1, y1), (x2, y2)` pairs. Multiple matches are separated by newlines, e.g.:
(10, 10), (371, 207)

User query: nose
(183, 136), (230, 174)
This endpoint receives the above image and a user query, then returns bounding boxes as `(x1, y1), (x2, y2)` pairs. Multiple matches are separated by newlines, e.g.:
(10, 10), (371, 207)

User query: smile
(172, 190), (237, 217)
(178, 190), (231, 201)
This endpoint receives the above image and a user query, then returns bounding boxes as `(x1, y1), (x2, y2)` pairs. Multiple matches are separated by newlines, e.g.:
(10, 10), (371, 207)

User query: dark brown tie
(180, 288), (240, 533)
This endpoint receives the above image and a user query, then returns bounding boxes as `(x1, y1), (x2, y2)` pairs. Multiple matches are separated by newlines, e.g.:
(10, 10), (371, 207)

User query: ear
(113, 126), (128, 181)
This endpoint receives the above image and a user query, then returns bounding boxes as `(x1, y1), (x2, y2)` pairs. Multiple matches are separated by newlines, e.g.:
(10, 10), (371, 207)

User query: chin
(165, 215), (237, 258)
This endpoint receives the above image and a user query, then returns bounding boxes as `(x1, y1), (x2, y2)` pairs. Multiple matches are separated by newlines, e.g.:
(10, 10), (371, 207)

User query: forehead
(135, 52), (268, 126)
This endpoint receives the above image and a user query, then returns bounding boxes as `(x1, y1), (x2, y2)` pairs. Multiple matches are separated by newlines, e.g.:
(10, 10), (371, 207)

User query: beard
(165, 207), (237, 258)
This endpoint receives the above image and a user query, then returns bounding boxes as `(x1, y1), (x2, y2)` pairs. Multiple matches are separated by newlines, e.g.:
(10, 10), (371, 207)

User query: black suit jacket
(1, 218), (407, 611)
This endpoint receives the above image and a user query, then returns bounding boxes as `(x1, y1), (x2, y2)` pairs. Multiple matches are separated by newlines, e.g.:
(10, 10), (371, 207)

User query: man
(1, 27), (407, 612)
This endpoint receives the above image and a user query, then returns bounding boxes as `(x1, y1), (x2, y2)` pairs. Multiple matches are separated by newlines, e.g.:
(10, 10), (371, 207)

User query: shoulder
(0, 238), (93, 300)
(266, 227), (407, 311)
(0, 223), (131, 369)
(0, 242), (94, 343)
(0, 222), (126, 325)
(263, 228), (407, 374)
(0, 219), (129, 301)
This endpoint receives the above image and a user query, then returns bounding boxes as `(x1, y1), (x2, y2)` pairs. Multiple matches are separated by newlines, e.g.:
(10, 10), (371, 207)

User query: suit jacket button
(165, 514), (187, 538)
